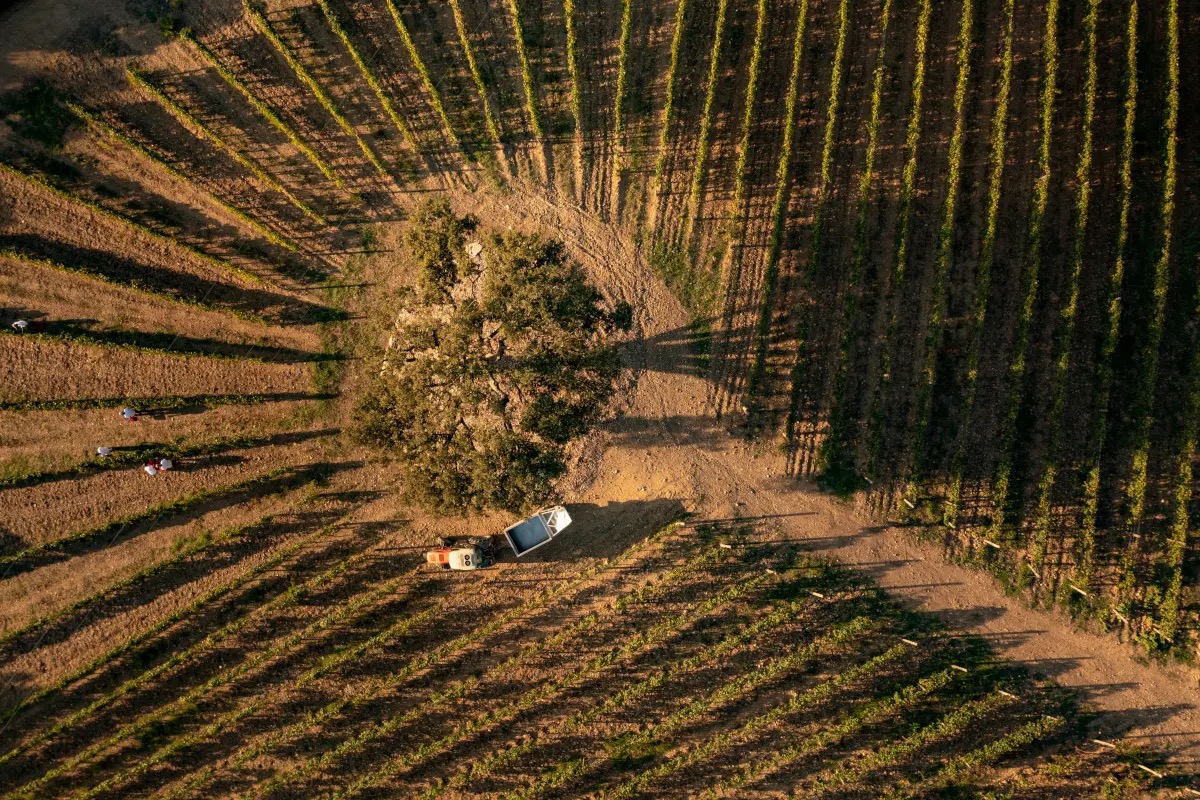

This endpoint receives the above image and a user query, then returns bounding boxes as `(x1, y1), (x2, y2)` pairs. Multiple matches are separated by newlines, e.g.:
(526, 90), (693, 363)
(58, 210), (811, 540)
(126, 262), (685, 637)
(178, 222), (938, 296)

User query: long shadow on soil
(519, 499), (688, 562)
(0, 316), (337, 363)
(0, 456), (353, 580)
(0, 235), (345, 325)
(0, 498), (390, 769)
(0, 428), (338, 493)
(0, 390), (337, 413)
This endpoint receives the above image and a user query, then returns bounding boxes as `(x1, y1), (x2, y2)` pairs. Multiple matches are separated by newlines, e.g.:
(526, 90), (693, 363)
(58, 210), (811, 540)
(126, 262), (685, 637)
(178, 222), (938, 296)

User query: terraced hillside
(0, 0), (1198, 794)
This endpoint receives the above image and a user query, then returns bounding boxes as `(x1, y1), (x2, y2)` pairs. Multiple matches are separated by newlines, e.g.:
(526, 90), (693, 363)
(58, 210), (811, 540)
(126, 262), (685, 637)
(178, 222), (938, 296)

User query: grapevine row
(317, 0), (421, 169)
(801, 692), (1013, 796)
(650, 0), (690, 213)
(157, 521), (691, 798)
(0, 251), (269, 324)
(781, 0), (851, 439)
(71, 101), (299, 252)
(0, 160), (263, 286)
(444, 586), (857, 800)
(67, 571), (438, 799)
(1075, 0), (1138, 590)
(0, 390), (312, 414)
(742, 0), (811, 404)
(181, 30), (341, 186)
(446, 0), (505, 151)
(0, 507), (288, 653)
(1026, 0), (1100, 581)
(0, 433), (276, 491)
(563, 0), (584, 195)
(1118, 0), (1180, 617)
(987, 0), (1060, 543)
(505, 0), (543, 141)
(599, 642), (911, 798)
(243, 0), (388, 177)
(126, 65), (325, 227)
(906, 0), (975, 484)
(815, 0), (894, 473)
(249, 542), (744, 798)
(384, 0), (468, 161)
(941, 0), (1015, 527)
(690, 669), (959, 798)
(0, 466), (296, 576)
(512, 614), (879, 800)
(885, 715), (1065, 798)
(0, 495), (336, 753)
(682, 0), (729, 239)
(325, 559), (777, 800)
(710, 0), (767, 389)
(4, 513), (403, 794)
(862, 0), (932, 476)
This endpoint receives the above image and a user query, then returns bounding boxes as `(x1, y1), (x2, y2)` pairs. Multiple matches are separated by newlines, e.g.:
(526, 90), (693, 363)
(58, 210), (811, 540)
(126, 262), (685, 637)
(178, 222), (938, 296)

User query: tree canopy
(356, 200), (632, 514)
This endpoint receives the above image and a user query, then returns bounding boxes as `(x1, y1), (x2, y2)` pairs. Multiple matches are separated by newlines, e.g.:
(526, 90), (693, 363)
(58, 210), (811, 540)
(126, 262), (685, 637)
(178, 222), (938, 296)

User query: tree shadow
(517, 499), (688, 562)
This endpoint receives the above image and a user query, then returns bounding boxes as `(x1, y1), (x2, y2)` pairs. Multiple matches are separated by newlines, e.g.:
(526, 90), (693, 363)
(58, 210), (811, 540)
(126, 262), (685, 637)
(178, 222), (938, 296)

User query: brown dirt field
(0, 334), (311, 404)
(0, 397), (316, 474)
(0, 469), (324, 639)
(0, 255), (318, 355)
(0, 169), (333, 325)
(0, 463), (374, 721)
(0, 430), (332, 546)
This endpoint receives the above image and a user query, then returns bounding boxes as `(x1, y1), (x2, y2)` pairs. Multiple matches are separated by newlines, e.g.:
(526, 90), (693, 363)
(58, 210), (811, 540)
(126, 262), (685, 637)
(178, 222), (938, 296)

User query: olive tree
(356, 202), (632, 513)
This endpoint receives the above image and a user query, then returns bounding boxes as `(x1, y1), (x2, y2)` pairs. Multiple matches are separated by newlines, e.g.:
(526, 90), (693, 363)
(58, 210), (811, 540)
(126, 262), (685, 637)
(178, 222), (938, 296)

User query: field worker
(158, 457), (174, 471)
(121, 407), (139, 422)
(96, 446), (113, 458)
(143, 461), (159, 477)
(11, 319), (28, 333)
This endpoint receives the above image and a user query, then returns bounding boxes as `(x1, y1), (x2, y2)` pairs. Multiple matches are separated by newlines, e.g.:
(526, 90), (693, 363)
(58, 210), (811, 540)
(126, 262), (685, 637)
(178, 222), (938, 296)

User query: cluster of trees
(357, 200), (632, 512)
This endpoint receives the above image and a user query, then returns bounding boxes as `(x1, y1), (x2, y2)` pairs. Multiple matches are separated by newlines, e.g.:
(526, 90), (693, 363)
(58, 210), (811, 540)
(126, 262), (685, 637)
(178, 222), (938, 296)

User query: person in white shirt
(121, 407), (139, 422)
(96, 446), (113, 458)
(144, 463), (158, 477)
(158, 458), (173, 471)
(11, 319), (28, 332)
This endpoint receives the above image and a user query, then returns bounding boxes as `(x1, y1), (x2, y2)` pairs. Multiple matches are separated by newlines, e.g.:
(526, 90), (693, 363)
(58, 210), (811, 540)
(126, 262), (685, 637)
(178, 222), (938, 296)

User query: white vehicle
(503, 506), (572, 557)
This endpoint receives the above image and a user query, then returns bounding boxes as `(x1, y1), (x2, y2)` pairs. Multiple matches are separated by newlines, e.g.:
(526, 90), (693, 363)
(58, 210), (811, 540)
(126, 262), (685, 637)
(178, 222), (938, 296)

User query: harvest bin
(503, 506), (572, 557)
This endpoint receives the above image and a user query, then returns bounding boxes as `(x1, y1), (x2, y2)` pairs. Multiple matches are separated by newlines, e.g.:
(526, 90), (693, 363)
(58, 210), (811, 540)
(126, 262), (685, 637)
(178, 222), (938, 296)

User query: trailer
(503, 506), (572, 557)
